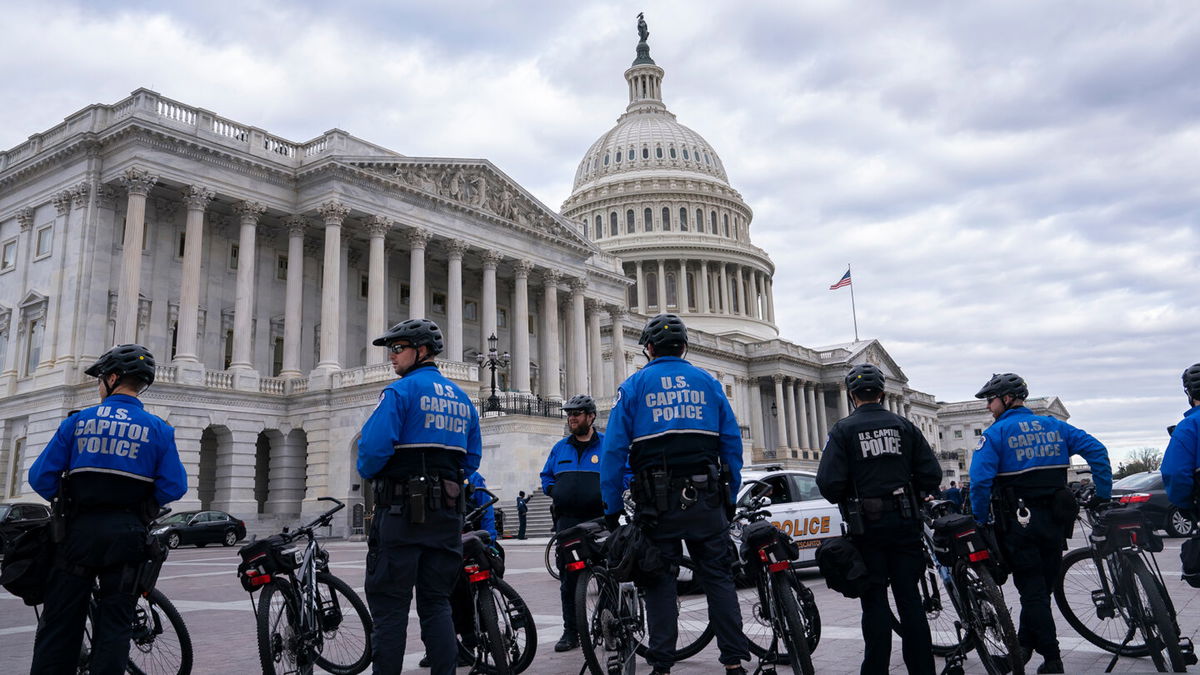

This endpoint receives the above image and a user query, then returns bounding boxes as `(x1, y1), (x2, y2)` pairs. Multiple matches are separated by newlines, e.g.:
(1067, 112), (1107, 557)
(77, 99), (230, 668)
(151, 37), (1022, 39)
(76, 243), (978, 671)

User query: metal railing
(476, 392), (565, 418)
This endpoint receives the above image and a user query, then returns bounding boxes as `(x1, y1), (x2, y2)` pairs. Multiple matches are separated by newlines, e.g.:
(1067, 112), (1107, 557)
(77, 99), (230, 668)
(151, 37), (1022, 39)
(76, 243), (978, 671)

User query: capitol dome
(562, 22), (778, 341)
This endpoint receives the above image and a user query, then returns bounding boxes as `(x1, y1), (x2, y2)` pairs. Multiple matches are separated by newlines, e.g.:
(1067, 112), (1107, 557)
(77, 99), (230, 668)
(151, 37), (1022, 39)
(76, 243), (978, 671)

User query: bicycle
(560, 519), (715, 674)
(889, 499), (1022, 675)
(730, 479), (818, 675)
(457, 487), (537, 674)
(1053, 485), (1196, 672)
(238, 497), (372, 675)
(545, 530), (562, 581)
(75, 584), (194, 675)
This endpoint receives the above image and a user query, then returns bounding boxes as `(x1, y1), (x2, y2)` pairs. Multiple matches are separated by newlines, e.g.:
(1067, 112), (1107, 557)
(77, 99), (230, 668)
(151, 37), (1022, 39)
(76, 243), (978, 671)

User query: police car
(735, 464), (844, 568)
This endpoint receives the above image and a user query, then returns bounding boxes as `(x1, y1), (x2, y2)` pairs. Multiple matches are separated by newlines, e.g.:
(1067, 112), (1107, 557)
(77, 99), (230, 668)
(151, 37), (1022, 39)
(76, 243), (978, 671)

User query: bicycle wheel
(126, 589), (194, 675)
(474, 582), (512, 675)
(958, 564), (1021, 675)
(744, 571), (820, 662)
(492, 578), (538, 673)
(311, 572), (372, 675)
(889, 565), (966, 656)
(577, 568), (617, 675)
(1126, 555), (1187, 672)
(634, 556), (716, 661)
(1054, 547), (1150, 656)
(257, 579), (311, 675)
(772, 572), (815, 675)
(545, 533), (561, 581)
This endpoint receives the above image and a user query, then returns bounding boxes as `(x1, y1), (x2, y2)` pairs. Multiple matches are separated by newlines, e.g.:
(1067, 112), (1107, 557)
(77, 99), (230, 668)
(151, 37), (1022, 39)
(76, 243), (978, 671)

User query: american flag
(829, 268), (852, 290)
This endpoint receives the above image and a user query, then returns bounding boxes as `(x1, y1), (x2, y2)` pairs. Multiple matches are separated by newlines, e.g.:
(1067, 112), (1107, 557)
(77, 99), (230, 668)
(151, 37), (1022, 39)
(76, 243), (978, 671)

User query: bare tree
(1114, 446), (1163, 479)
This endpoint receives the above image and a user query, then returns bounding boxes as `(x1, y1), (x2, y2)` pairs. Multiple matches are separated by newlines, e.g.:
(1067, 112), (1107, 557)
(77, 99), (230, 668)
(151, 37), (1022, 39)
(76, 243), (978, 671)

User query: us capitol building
(0, 24), (1035, 533)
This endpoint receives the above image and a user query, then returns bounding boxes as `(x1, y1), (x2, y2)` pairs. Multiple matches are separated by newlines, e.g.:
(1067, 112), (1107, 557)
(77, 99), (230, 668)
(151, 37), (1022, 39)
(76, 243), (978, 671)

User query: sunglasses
(387, 344), (415, 354)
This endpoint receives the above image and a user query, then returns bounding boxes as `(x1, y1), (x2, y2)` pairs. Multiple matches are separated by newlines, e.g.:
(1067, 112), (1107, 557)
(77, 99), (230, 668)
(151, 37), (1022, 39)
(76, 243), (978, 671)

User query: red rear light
(968, 550), (990, 562)
(1118, 493), (1151, 504)
(247, 571), (272, 586)
(469, 569), (491, 583)
(757, 549), (770, 562)
(565, 561), (587, 571)
(767, 561), (790, 573)
(956, 529), (977, 539)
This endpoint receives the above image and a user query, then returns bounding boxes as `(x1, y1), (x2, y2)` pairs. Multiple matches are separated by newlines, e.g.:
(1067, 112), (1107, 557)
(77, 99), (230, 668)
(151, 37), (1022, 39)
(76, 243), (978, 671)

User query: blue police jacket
(28, 395), (188, 507)
(357, 363), (482, 480)
(601, 356), (744, 516)
(1162, 405), (1199, 508)
(942, 486), (963, 507)
(969, 406), (1112, 522)
(541, 432), (632, 519)
(466, 471), (496, 539)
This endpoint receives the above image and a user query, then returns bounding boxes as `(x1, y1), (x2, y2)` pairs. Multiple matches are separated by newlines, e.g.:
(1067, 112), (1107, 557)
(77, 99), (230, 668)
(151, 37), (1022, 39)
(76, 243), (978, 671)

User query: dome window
(682, 149), (690, 160)
(710, 210), (718, 234)
(626, 210), (635, 233)
(696, 209), (704, 231)
(656, 147), (664, 159)
(643, 207), (653, 232)
(661, 207), (671, 231)
(642, 146), (649, 159)
(679, 207), (688, 231)
(609, 212), (618, 236)
(595, 215), (603, 239)
(723, 214), (730, 237)
(669, 147), (676, 159)
(616, 150), (622, 163)
(704, 152), (711, 165)
(604, 153), (610, 166)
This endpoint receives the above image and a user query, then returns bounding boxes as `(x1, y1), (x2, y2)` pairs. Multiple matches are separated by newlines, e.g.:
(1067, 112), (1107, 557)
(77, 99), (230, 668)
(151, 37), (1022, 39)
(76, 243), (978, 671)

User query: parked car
(0, 502), (51, 555)
(151, 510), (246, 549)
(1110, 470), (1194, 538)
(735, 465), (844, 568)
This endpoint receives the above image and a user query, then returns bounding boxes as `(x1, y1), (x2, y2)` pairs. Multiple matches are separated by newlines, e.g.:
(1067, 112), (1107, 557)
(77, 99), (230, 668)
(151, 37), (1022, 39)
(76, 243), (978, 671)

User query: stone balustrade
(204, 370), (234, 389)
(155, 364), (178, 384)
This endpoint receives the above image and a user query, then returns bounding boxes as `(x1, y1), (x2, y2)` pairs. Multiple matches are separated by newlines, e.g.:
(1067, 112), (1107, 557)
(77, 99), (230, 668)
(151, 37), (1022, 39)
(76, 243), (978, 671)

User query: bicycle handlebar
(281, 497), (345, 542)
(463, 487), (499, 530)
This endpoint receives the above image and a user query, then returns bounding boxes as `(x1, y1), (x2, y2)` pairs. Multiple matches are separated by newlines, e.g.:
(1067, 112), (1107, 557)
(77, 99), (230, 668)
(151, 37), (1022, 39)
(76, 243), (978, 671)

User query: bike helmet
(1182, 363), (1200, 399)
(372, 318), (444, 356)
(562, 394), (597, 415)
(974, 373), (1028, 400)
(638, 313), (688, 349)
(845, 364), (885, 396)
(84, 344), (156, 386)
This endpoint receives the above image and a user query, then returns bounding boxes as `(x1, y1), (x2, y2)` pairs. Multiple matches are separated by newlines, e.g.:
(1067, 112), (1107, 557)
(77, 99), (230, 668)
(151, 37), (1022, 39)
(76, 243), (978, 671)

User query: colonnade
(630, 258), (773, 322)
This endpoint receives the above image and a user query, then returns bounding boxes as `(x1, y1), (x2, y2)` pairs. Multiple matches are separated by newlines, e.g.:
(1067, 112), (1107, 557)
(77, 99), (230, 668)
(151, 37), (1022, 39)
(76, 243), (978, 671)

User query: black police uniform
(357, 360), (482, 675)
(817, 401), (941, 675)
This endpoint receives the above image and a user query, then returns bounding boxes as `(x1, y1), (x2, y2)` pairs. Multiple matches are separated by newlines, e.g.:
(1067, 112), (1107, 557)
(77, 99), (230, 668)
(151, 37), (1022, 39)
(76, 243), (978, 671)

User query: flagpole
(848, 262), (859, 341)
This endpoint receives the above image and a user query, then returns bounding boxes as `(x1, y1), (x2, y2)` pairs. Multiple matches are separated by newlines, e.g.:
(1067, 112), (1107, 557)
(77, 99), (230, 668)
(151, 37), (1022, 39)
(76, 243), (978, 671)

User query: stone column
(783, 378), (798, 450)
(750, 271), (762, 319)
(278, 217), (306, 378)
(366, 217), (392, 363)
(174, 185), (213, 364)
(608, 306), (627, 388)
(114, 168), (157, 343)
(816, 386), (829, 446)
(676, 259), (688, 312)
(635, 261), (646, 313)
(656, 260), (667, 312)
(568, 278), (588, 395)
(229, 200), (265, 372)
(796, 380), (810, 451)
(766, 277), (776, 323)
(837, 382), (850, 420)
(719, 263), (729, 315)
(772, 375), (789, 455)
(699, 261), (710, 313)
(512, 260), (532, 394)
(480, 251), (500, 382)
(316, 200), (348, 372)
(731, 266), (743, 316)
(541, 271), (561, 399)
(444, 239), (467, 362)
(748, 378), (765, 452)
(806, 383), (821, 450)
(587, 299), (604, 397)
(407, 228), (430, 319)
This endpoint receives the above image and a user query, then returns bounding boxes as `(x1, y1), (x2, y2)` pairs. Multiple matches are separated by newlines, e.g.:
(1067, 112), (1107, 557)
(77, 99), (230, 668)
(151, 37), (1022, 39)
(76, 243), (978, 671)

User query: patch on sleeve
(612, 389), (622, 405)
(372, 390), (386, 413)
(975, 436), (986, 451)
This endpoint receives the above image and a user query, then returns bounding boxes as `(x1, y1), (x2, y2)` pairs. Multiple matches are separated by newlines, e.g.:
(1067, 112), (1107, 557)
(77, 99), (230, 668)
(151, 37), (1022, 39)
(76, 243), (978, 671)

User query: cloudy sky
(3, 0), (1196, 462)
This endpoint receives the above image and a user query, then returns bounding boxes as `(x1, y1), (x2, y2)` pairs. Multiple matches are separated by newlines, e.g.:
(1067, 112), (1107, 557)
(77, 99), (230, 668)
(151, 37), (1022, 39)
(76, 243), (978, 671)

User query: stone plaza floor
(0, 532), (1195, 673)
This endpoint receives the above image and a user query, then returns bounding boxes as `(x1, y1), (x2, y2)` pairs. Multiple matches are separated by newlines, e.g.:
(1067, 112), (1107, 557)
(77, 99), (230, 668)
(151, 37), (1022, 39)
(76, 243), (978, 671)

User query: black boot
(1036, 658), (1064, 674)
(554, 632), (578, 652)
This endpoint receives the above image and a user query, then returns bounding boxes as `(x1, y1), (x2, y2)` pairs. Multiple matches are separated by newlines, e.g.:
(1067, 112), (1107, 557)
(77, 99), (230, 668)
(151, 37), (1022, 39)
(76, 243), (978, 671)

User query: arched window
(682, 149), (690, 160)
(616, 149), (622, 163)
(723, 213), (730, 237)
(604, 153), (610, 166)
(656, 147), (664, 159)
(704, 152), (710, 165)
(665, 273), (677, 307)
(627, 281), (638, 308)
(642, 146), (649, 159)
(729, 278), (740, 313)
(696, 209), (704, 232)
(679, 208), (688, 231)
(669, 147), (677, 159)
(710, 210), (718, 234)
(595, 216), (603, 239)
(626, 210), (635, 233)
(643, 207), (653, 232)
(686, 273), (697, 311)
(609, 212), (618, 236)
(646, 272), (659, 307)
(662, 207), (671, 231)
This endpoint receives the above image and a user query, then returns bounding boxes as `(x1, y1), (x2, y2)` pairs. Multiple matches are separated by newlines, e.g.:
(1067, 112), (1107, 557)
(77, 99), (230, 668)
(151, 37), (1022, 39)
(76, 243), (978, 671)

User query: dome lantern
(625, 13), (666, 114)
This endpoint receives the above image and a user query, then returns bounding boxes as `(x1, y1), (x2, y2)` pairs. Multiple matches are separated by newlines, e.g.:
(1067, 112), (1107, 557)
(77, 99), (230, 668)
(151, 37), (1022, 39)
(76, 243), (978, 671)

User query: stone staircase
(501, 491), (555, 538)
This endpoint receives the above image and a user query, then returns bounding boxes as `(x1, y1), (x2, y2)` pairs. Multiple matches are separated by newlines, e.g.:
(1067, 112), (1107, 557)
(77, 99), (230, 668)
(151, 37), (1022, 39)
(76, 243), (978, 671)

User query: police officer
(28, 344), (188, 675)
(516, 490), (528, 539)
(969, 373), (1111, 674)
(816, 363), (940, 675)
(600, 314), (749, 674)
(1162, 364), (1199, 534)
(357, 319), (482, 675)
(540, 393), (618, 652)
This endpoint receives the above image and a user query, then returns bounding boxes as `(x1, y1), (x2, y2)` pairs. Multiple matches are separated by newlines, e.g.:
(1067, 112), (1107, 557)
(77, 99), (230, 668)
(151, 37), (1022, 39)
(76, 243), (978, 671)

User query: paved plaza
(1, 533), (1195, 673)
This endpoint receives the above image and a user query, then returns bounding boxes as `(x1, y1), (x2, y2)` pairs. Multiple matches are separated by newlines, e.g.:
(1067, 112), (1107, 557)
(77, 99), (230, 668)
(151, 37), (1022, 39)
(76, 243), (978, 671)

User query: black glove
(604, 513), (621, 531)
(1086, 495), (1112, 511)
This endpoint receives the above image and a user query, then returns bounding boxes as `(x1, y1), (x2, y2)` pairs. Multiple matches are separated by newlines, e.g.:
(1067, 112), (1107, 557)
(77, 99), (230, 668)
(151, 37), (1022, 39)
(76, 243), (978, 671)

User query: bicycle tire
(257, 578), (312, 675)
(545, 533), (561, 581)
(1127, 555), (1187, 672)
(311, 572), (372, 675)
(889, 565), (967, 656)
(957, 563), (1021, 675)
(492, 577), (538, 673)
(475, 581), (512, 675)
(744, 571), (821, 662)
(772, 572), (815, 675)
(576, 567), (613, 675)
(126, 589), (194, 675)
(633, 556), (716, 661)
(1054, 547), (1150, 656)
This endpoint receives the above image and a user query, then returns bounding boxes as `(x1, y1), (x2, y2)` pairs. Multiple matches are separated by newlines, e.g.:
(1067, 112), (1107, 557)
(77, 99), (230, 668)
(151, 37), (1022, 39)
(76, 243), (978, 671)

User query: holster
(49, 471), (70, 544)
(841, 498), (866, 536)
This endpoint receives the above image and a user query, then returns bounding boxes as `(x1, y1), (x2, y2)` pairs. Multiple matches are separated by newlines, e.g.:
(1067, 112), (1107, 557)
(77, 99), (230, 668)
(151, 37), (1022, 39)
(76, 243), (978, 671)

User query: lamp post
(476, 333), (510, 412)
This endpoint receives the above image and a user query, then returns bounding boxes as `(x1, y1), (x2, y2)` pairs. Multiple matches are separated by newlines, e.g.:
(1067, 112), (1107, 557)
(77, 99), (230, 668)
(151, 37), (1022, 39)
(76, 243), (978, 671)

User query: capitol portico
(0, 23), (951, 534)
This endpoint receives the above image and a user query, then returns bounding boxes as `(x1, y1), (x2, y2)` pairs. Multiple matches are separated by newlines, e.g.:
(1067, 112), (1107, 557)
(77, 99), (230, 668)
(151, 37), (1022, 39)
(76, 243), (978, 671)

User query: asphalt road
(1, 532), (1196, 673)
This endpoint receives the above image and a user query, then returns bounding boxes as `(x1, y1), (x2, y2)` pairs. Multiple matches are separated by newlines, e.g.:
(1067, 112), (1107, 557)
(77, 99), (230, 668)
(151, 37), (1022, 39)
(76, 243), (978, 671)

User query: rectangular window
(974, 428), (982, 437)
(360, 274), (369, 299)
(169, 323), (178, 359)
(34, 225), (53, 258)
(0, 239), (15, 272)
(400, 284), (410, 306)
(464, 300), (478, 321)
(496, 307), (508, 328)
(176, 231), (187, 259)
(273, 337), (284, 376)
(953, 430), (963, 439)
(229, 243), (240, 270)
(223, 330), (234, 369)
(24, 318), (44, 375)
(115, 217), (150, 251)
(276, 254), (288, 281)
(432, 292), (446, 314)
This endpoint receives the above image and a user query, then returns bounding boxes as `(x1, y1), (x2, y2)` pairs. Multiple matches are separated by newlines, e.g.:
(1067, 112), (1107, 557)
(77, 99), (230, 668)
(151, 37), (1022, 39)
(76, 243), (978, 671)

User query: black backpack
(815, 536), (872, 598)
(605, 523), (675, 584)
(0, 522), (55, 606)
